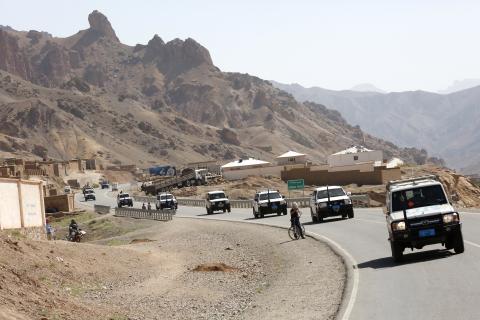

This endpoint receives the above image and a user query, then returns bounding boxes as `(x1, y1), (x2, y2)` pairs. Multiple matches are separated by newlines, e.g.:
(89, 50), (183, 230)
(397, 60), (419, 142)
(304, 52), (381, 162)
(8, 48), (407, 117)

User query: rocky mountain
(349, 83), (386, 93)
(0, 11), (435, 167)
(272, 81), (480, 173)
(438, 79), (480, 94)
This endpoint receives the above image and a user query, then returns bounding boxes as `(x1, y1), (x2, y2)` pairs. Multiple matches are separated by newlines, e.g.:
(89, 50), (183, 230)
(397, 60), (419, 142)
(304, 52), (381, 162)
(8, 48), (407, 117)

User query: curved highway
(77, 187), (480, 320)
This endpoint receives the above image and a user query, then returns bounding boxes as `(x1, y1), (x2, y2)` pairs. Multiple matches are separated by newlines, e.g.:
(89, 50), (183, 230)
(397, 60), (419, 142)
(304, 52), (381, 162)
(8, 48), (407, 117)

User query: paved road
(77, 187), (480, 320)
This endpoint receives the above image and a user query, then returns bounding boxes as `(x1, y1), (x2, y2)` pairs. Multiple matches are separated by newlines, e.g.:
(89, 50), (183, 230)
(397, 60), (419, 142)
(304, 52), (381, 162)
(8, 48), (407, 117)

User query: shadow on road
(196, 212), (231, 217)
(244, 214), (287, 221)
(303, 217), (346, 226)
(357, 249), (454, 269)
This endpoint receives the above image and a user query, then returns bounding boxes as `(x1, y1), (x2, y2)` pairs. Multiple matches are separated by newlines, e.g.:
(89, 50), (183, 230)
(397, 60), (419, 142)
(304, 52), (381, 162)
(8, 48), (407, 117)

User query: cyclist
(290, 202), (305, 239)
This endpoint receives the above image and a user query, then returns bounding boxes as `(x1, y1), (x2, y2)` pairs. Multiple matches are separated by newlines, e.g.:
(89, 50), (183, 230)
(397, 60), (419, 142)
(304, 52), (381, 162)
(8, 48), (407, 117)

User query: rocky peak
(87, 10), (119, 42)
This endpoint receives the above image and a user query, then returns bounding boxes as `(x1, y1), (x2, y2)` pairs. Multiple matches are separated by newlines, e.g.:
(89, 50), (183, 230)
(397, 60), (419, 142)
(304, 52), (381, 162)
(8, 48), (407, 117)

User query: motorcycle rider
(69, 219), (79, 240)
(290, 202), (305, 239)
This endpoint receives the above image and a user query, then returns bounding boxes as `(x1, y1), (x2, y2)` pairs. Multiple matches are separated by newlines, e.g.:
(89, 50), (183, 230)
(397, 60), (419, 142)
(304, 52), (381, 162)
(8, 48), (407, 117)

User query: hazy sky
(1, 0), (479, 92)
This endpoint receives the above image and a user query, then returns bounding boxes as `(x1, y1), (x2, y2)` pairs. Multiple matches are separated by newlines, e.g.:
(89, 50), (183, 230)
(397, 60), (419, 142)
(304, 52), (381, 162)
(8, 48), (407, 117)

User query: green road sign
(287, 179), (304, 190)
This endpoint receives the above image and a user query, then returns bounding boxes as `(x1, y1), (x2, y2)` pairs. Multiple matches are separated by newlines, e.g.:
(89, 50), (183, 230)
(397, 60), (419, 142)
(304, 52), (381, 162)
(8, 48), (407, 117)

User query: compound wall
(0, 178), (45, 230)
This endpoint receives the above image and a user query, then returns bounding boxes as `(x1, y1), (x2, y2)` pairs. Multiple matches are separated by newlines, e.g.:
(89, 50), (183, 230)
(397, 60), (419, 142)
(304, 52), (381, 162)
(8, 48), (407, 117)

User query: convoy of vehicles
(117, 192), (133, 207)
(252, 190), (287, 218)
(309, 186), (354, 223)
(206, 190), (231, 214)
(385, 175), (464, 262)
(156, 193), (178, 210)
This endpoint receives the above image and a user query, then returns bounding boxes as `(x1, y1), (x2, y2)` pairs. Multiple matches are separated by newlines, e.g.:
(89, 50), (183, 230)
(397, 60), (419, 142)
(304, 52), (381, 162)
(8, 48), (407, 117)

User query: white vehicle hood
(209, 198), (228, 203)
(160, 199), (176, 202)
(390, 204), (455, 221)
(316, 196), (348, 203)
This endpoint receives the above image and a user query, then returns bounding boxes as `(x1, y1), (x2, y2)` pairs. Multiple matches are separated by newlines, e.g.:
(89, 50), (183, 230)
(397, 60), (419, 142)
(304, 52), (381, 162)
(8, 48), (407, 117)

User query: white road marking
(307, 230), (359, 320)
(465, 240), (480, 249)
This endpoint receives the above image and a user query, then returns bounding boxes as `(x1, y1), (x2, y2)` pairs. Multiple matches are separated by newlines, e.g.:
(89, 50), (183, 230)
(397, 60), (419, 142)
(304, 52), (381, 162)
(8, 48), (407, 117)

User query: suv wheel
(253, 208), (258, 219)
(282, 208), (287, 215)
(206, 207), (211, 215)
(316, 209), (324, 223)
(453, 229), (465, 254)
(348, 209), (354, 219)
(390, 240), (404, 262)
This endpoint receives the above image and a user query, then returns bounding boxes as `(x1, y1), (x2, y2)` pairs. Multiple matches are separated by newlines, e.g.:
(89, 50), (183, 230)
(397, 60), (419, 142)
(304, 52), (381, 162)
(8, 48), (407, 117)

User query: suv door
(310, 191), (316, 212)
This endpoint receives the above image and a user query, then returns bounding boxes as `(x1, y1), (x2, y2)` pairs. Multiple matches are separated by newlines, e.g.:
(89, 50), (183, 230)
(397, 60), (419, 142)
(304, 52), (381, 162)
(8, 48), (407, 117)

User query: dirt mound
(192, 262), (237, 272)
(0, 232), (154, 320)
(402, 165), (480, 208)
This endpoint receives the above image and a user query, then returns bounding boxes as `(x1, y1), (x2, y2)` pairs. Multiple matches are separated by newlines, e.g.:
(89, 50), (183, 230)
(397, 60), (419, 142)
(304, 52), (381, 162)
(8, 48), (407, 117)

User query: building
(328, 146), (383, 168)
(221, 158), (281, 180)
(276, 151), (307, 166)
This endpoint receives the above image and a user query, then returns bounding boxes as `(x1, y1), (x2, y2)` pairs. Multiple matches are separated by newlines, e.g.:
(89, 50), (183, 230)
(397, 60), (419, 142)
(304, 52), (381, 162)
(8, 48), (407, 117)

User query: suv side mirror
(383, 207), (390, 215)
(282, 195), (285, 199)
(347, 192), (352, 196)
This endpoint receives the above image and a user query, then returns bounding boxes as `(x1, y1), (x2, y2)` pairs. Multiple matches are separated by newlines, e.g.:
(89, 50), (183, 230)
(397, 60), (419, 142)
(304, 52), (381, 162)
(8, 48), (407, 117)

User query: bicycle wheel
(288, 226), (298, 240)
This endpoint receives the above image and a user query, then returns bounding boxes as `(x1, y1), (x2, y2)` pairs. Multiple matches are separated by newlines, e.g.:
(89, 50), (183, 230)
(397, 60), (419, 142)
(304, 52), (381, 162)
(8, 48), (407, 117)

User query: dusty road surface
(0, 217), (345, 320)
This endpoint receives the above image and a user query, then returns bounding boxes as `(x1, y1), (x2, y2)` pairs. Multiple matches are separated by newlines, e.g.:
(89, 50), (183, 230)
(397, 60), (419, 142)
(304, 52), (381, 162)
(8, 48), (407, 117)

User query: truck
(141, 168), (207, 195)
(385, 175), (464, 262)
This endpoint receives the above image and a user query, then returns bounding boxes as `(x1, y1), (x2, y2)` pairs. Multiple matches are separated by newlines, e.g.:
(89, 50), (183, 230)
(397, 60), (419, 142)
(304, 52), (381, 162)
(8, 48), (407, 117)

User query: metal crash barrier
(132, 194), (370, 209)
(114, 207), (174, 221)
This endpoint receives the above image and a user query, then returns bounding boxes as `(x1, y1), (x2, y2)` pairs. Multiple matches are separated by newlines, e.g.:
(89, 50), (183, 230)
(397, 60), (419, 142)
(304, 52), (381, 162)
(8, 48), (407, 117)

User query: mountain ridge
(272, 81), (480, 173)
(0, 11), (438, 168)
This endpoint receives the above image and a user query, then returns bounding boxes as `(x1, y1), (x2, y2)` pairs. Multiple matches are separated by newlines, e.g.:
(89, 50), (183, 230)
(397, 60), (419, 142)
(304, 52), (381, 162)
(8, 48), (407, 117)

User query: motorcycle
(66, 229), (86, 242)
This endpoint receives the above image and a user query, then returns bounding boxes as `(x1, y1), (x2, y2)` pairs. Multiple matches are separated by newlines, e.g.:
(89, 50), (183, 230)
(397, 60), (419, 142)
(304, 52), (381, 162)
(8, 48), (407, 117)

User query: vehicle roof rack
(386, 175), (439, 191)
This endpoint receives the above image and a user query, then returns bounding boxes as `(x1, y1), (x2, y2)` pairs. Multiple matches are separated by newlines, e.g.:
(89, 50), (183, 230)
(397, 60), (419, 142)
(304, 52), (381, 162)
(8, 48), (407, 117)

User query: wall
(223, 165), (282, 180)
(328, 150), (383, 167)
(277, 155), (307, 166)
(0, 178), (45, 230)
(44, 194), (75, 212)
(282, 165), (401, 186)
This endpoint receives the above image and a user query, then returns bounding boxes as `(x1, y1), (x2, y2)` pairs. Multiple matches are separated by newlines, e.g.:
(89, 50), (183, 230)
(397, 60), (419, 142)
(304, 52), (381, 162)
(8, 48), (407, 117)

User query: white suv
(252, 190), (287, 219)
(206, 191), (231, 214)
(156, 193), (178, 210)
(309, 186), (354, 223)
(385, 175), (464, 262)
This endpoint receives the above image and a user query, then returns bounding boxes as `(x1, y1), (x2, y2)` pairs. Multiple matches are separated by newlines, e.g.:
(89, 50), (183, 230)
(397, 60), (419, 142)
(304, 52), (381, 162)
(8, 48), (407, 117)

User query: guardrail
(114, 207), (173, 221)
(94, 204), (111, 214)
(177, 198), (206, 207)
(133, 195), (370, 208)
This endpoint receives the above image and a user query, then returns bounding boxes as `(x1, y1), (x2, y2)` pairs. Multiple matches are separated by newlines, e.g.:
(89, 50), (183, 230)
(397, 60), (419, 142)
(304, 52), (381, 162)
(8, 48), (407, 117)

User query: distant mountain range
(272, 81), (480, 174)
(0, 11), (436, 167)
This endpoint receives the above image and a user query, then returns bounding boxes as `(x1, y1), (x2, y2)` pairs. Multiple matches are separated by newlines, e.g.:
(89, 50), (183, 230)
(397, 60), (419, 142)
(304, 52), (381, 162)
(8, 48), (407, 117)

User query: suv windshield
(160, 195), (174, 200)
(209, 193), (226, 200)
(317, 188), (345, 199)
(392, 185), (447, 212)
(259, 192), (281, 201)
(119, 194), (130, 199)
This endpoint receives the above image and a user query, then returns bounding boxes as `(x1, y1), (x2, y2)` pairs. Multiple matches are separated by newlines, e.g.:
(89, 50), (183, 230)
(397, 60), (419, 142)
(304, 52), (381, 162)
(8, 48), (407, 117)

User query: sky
(1, 0), (479, 92)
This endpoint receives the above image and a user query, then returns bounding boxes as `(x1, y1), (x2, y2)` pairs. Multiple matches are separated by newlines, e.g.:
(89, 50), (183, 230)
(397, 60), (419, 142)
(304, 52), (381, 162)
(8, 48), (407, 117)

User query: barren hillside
(0, 11), (436, 167)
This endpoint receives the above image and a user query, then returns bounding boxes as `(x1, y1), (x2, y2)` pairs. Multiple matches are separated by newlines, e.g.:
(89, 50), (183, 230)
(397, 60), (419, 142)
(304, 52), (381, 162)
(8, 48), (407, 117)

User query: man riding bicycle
(290, 202), (305, 239)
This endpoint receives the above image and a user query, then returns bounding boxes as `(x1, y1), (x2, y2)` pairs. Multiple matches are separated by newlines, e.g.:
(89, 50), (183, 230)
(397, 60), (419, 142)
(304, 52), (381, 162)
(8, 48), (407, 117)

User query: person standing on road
(147, 202), (152, 211)
(290, 202), (305, 239)
(142, 203), (146, 210)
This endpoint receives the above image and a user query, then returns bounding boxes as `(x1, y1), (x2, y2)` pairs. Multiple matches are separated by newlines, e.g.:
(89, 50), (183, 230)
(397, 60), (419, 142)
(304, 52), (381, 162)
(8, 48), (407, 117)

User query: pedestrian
(147, 202), (152, 210)
(142, 202), (146, 210)
(45, 219), (56, 240)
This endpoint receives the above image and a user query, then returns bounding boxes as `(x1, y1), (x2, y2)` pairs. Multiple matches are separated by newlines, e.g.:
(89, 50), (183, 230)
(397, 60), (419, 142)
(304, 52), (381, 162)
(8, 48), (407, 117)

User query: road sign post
(287, 179), (305, 198)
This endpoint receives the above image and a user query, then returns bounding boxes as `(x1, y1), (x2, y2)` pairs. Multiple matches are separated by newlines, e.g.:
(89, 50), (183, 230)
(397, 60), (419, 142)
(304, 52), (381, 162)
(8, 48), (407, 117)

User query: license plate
(272, 204), (277, 209)
(332, 205), (340, 212)
(419, 228), (436, 238)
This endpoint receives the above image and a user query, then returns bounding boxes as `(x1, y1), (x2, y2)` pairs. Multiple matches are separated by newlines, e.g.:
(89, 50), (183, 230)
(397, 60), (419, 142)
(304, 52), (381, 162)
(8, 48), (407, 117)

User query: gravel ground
(85, 218), (345, 320)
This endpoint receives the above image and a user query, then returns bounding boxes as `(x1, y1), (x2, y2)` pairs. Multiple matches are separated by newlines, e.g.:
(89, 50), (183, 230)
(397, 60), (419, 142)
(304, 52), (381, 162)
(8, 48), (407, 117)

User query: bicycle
(288, 221), (305, 240)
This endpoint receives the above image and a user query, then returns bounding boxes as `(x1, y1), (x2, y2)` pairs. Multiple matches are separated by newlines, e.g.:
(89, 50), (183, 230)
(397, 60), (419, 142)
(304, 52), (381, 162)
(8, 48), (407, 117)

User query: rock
(88, 10), (119, 42)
